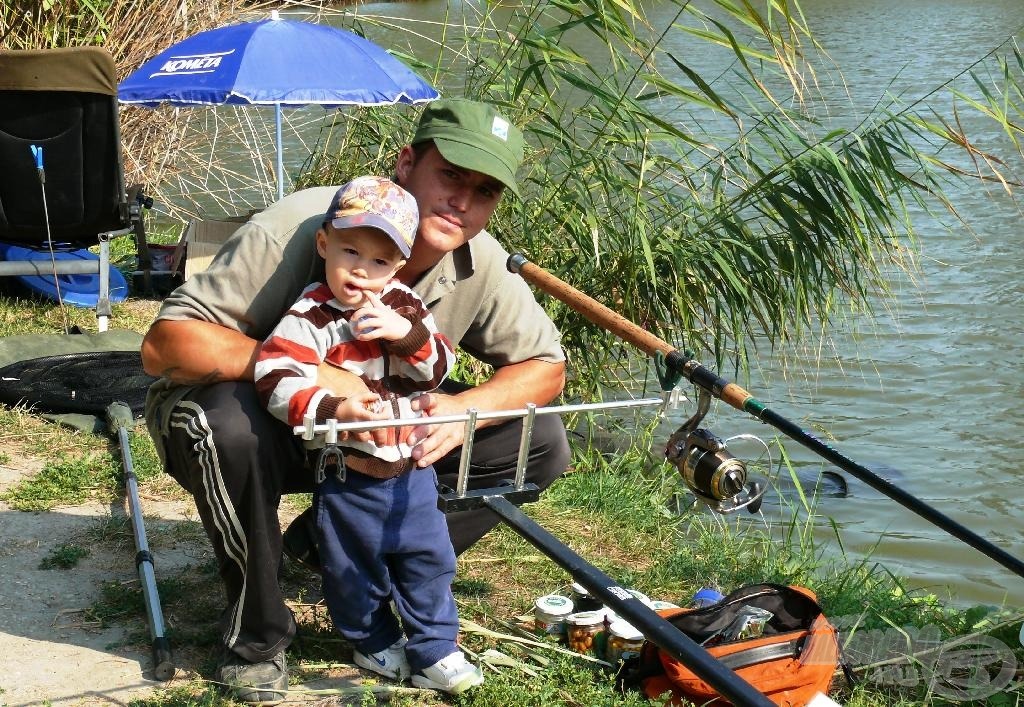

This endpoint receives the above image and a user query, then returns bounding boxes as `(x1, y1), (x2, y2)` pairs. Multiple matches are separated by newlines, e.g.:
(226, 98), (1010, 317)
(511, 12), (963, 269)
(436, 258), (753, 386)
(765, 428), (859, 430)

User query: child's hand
(334, 393), (388, 424)
(351, 291), (412, 342)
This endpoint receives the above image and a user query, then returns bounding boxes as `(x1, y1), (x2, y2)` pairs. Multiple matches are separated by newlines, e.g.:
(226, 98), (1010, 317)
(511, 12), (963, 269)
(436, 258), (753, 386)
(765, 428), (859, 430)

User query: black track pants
(160, 380), (570, 661)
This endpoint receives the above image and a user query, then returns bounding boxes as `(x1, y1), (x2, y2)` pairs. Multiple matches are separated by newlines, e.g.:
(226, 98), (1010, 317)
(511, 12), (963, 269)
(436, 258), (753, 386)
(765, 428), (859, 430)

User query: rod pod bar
(507, 253), (1024, 580)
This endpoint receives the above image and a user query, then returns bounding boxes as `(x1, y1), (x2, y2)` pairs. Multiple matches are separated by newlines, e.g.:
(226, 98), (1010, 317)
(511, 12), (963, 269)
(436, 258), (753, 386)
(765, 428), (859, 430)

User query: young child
(254, 176), (482, 694)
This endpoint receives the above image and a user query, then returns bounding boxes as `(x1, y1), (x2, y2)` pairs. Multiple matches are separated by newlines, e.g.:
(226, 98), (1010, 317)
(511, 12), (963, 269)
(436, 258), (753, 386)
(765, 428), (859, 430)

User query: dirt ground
(0, 453), (372, 707)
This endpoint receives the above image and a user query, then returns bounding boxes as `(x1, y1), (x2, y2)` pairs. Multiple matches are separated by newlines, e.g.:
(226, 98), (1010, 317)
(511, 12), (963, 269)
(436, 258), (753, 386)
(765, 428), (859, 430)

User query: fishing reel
(665, 388), (767, 514)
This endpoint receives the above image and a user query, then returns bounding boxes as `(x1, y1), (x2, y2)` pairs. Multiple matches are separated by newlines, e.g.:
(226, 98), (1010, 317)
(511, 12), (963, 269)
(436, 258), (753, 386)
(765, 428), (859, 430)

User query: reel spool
(666, 389), (767, 514)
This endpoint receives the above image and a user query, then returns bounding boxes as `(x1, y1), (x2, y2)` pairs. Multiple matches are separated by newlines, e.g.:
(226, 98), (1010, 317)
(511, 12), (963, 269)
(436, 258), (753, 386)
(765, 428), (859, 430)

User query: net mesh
(0, 351), (156, 416)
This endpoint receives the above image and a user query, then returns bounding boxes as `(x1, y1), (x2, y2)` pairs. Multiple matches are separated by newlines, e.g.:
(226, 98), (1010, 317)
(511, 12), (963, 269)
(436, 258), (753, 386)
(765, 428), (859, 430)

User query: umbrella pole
(275, 103), (284, 202)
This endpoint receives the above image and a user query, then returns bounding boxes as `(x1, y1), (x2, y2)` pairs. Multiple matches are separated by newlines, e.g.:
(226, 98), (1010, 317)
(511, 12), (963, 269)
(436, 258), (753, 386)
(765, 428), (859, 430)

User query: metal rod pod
(292, 397), (663, 437)
(325, 418), (338, 445)
(107, 403), (174, 681)
(456, 408), (478, 497)
(514, 403), (536, 490)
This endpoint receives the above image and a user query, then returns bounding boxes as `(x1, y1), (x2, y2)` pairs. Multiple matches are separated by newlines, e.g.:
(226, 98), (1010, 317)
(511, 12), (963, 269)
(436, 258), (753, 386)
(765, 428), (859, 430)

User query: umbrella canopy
(118, 14), (439, 200)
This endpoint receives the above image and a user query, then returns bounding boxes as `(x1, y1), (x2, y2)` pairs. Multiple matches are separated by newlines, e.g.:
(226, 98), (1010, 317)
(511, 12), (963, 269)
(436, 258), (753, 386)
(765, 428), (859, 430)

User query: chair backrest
(0, 47), (129, 247)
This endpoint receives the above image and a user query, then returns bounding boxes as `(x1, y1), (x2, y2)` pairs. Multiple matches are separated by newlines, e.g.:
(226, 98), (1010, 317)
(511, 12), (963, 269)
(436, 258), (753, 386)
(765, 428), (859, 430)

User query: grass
(7, 0), (1024, 704)
(38, 542), (91, 570)
(1, 284), (1022, 705)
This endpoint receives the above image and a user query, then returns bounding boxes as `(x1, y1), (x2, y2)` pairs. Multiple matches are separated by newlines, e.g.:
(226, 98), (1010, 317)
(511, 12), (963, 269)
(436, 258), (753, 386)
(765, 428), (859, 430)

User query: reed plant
(298, 0), (1024, 401)
(12, 0), (1024, 393)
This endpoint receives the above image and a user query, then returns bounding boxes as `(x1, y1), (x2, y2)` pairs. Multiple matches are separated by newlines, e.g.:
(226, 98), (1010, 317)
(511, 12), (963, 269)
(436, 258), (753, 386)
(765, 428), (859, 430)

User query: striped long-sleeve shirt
(255, 281), (455, 477)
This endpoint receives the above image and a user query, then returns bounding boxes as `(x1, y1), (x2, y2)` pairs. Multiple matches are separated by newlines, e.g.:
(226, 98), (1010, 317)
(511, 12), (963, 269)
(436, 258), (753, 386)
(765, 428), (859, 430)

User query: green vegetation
(296, 0), (1024, 402)
(38, 542), (91, 570)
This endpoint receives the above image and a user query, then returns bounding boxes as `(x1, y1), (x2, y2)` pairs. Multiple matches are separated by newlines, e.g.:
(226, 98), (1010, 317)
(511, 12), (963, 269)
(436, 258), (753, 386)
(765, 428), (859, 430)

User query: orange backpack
(621, 584), (844, 706)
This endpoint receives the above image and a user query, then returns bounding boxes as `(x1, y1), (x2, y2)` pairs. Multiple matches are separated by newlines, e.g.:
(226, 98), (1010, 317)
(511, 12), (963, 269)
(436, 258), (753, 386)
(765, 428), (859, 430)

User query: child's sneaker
(354, 637), (411, 681)
(411, 651), (484, 694)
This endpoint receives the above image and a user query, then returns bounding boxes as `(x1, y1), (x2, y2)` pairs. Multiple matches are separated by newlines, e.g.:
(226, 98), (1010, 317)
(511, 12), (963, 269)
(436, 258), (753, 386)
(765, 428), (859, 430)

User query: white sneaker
(353, 637), (411, 681)
(411, 651), (484, 694)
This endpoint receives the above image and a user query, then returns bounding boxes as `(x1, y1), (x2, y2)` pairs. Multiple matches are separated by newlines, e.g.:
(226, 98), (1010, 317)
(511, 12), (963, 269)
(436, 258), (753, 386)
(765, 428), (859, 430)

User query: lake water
(702, 0), (1024, 608)
(385, 0), (1024, 607)
(212, 0), (1024, 606)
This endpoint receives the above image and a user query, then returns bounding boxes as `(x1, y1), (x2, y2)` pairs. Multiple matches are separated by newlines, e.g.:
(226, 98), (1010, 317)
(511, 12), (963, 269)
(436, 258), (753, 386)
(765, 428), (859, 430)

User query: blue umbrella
(118, 13), (439, 200)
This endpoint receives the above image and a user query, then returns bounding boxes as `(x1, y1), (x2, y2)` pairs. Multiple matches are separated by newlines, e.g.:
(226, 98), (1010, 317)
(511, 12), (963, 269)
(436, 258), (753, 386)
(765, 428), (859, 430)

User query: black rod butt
(152, 637), (174, 681)
(507, 252), (528, 273)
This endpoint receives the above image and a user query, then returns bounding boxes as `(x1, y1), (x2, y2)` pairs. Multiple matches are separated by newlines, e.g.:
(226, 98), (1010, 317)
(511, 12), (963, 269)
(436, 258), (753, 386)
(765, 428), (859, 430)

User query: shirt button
(438, 276), (448, 284)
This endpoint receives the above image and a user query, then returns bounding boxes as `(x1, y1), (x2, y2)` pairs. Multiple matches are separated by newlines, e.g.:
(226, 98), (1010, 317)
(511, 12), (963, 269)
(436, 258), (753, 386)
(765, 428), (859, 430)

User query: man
(141, 99), (569, 704)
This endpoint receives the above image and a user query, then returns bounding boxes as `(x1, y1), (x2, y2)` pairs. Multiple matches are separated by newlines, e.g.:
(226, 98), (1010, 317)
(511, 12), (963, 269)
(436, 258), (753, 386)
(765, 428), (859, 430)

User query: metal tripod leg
(105, 402), (174, 680)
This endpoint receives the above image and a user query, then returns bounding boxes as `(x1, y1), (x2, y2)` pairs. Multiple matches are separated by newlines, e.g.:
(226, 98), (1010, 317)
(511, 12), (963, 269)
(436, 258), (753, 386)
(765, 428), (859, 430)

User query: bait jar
(606, 619), (645, 663)
(534, 594), (573, 636)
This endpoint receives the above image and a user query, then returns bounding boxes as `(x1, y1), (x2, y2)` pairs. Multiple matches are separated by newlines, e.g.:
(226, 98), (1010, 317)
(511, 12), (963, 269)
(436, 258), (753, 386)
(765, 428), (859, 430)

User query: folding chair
(0, 47), (153, 331)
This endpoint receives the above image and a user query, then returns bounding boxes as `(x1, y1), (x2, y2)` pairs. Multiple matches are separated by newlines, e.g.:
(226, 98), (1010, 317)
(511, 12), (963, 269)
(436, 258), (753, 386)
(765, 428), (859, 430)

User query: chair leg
(97, 235), (111, 332)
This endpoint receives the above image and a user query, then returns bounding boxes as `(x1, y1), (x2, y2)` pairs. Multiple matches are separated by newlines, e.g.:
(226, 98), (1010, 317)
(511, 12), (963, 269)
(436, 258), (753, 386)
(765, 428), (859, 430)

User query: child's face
(316, 225), (407, 308)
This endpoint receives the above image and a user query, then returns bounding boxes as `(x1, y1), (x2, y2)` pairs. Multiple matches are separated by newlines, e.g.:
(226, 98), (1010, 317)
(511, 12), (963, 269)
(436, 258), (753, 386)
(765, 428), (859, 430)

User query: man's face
(395, 144), (506, 257)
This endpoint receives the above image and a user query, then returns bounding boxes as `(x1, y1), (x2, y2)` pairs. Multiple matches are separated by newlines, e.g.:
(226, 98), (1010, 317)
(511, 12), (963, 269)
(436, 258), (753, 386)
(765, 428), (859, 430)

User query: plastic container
(0, 243), (128, 307)
(534, 594), (573, 636)
(570, 581), (603, 612)
(690, 587), (725, 608)
(625, 588), (652, 606)
(566, 610), (606, 655)
(606, 619), (645, 663)
(147, 243), (183, 273)
(648, 600), (680, 612)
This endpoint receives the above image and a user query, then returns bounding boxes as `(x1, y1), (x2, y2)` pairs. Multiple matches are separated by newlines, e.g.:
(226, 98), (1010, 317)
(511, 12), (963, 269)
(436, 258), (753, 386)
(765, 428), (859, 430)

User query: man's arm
(408, 358), (566, 467)
(141, 319), (259, 384)
(142, 318), (387, 443)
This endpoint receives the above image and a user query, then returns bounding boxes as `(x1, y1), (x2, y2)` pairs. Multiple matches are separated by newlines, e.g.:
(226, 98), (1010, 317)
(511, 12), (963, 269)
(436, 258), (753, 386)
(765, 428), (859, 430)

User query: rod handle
(507, 253), (754, 412)
(508, 253), (673, 357)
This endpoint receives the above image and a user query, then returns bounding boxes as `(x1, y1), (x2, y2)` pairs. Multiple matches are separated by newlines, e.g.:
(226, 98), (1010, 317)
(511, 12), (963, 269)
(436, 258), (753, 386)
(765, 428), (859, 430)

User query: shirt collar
(413, 236), (478, 306)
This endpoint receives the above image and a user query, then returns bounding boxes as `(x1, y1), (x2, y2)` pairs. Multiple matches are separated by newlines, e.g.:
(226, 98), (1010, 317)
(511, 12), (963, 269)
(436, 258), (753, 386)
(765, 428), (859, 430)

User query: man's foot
(354, 637), (411, 681)
(282, 507), (321, 574)
(214, 649), (288, 705)
(411, 651), (484, 694)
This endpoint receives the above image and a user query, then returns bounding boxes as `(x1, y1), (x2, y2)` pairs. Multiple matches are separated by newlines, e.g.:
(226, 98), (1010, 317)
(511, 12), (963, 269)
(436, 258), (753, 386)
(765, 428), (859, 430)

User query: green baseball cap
(412, 98), (525, 196)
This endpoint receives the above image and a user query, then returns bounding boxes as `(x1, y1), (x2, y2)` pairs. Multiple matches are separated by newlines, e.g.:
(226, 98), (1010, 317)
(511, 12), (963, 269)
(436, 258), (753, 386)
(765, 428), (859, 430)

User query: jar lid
(567, 610), (604, 626)
(609, 619), (644, 641)
(626, 588), (652, 606)
(570, 581), (591, 596)
(535, 594), (574, 616)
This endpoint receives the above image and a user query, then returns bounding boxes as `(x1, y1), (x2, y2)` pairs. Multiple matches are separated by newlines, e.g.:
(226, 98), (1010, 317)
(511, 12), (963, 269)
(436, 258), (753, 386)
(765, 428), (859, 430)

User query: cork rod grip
(507, 253), (754, 412)
(509, 254), (673, 358)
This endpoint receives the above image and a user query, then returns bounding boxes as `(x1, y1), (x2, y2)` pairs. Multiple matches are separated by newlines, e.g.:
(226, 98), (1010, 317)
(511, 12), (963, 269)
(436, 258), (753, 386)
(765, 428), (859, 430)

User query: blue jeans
(316, 466), (458, 673)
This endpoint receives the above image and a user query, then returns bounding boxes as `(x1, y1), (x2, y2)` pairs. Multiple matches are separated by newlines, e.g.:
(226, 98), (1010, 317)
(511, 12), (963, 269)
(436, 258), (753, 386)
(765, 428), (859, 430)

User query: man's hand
(406, 392), (464, 467)
(405, 359), (566, 468)
(351, 291), (412, 342)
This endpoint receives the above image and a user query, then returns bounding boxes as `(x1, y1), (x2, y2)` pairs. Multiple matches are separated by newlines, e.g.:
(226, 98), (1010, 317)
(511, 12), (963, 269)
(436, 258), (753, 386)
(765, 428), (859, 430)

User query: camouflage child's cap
(324, 176), (418, 257)
(412, 98), (525, 196)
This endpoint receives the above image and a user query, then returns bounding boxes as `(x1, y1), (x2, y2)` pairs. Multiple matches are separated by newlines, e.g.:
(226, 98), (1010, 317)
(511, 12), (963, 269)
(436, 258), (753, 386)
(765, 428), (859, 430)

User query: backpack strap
(717, 638), (802, 670)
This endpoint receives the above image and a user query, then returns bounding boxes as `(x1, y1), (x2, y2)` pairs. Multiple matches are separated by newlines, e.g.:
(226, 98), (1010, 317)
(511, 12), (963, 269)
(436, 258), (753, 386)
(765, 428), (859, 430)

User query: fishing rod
(507, 253), (1024, 580)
